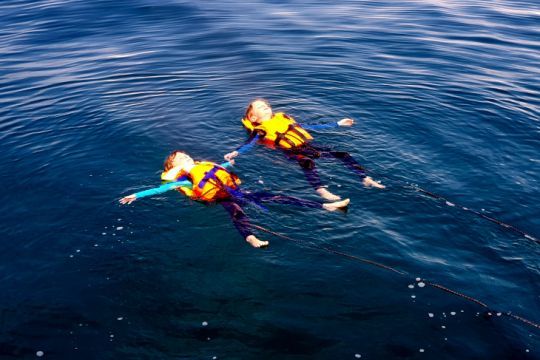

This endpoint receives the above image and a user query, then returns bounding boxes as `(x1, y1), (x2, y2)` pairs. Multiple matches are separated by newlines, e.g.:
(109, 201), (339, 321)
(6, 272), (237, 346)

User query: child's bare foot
(322, 198), (350, 211)
(246, 235), (269, 248)
(316, 187), (341, 201)
(362, 176), (385, 189)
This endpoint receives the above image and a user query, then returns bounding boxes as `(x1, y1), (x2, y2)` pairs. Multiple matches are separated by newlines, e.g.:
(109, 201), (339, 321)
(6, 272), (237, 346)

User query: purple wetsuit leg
(220, 200), (252, 239)
(246, 191), (322, 209)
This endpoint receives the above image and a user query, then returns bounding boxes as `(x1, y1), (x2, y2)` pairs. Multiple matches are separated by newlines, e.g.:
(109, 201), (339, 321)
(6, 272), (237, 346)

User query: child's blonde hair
(244, 98), (269, 122)
(163, 150), (189, 171)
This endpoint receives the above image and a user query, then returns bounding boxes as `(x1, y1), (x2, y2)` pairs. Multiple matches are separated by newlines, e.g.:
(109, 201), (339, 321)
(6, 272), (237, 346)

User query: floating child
(224, 99), (385, 201)
(120, 150), (350, 248)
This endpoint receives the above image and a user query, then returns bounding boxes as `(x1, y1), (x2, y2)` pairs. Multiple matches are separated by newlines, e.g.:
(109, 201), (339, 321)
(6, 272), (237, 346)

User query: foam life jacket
(160, 162), (241, 202)
(241, 112), (313, 149)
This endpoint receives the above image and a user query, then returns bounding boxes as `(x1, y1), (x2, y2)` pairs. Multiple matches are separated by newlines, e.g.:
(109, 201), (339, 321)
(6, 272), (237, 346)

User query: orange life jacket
(160, 162), (241, 202)
(241, 112), (313, 149)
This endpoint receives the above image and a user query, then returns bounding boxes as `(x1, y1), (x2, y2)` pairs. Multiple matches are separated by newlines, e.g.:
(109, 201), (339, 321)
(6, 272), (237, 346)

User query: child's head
(244, 99), (273, 124)
(163, 151), (194, 171)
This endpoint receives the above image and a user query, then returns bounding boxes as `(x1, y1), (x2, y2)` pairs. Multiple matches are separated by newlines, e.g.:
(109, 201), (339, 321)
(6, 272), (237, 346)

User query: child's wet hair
(163, 150), (186, 171)
(244, 98), (269, 121)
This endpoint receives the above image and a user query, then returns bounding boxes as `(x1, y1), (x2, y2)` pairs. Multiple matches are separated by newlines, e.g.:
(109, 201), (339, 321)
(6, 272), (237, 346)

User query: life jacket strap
(274, 123), (309, 149)
(274, 131), (297, 148)
(197, 165), (222, 189)
(287, 123), (310, 142)
(195, 165), (239, 202)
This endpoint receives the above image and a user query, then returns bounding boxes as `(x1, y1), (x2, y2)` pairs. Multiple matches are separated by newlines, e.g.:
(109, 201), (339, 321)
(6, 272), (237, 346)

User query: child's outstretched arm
(220, 159), (235, 169)
(224, 132), (260, 161)
(119, 180), (193, 205)
(299, 118), (354, 130)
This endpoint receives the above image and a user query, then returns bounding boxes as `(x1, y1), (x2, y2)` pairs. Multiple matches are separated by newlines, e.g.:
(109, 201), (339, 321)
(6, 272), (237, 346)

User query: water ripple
(1, 0), (539, 358)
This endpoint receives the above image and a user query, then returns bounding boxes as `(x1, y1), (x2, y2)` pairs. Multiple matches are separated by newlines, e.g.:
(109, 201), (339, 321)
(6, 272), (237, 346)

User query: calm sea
(1, 0), (539, 358)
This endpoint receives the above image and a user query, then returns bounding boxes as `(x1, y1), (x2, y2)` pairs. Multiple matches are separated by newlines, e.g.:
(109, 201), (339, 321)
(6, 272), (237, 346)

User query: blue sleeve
(220, 161), (233, 169)
(134, 180), (193, 199)
(236, 133), (260, 155)
(299, 122), (339, 130)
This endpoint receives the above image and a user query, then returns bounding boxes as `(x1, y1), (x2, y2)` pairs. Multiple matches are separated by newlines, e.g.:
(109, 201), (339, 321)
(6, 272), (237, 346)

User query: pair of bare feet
(245, 197), (351, 248)
(246, 178), (386, 248)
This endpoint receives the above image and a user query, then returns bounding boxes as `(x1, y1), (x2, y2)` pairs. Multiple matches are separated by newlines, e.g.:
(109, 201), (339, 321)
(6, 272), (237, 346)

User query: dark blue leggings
(286, 144), (367, 190)
(220, 190), (322, 239)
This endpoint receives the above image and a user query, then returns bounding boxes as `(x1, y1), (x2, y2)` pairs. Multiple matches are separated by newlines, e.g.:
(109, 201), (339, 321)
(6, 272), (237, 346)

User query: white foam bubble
(202, 321), (208, 327)
(416, 277), (421, 282)
(418, 282), (425, 288)
(441, 325), (446, 329)
(102, 233), (106, 235)
(428, 313), (434, 318)
(116, 227), (123, 231)
(450, 312), (456, 316)
(419, 348), (425, 353)
(117, 317), (123, 321)
(408, 284), (414, 289)
(411, 295), (416, 299)
(355, 354), (361, 358)
(36, 351), (44, 357)
(445, 201), (455, 207)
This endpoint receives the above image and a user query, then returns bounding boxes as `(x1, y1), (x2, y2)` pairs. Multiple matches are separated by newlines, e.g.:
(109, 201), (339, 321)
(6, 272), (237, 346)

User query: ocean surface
(1, 0), (539, 358)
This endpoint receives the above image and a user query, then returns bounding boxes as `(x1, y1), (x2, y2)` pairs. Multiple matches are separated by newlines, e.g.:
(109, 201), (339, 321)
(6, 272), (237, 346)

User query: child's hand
(338, 118), (354, 127)
(119, 194), (137, 205)
(224, 151), (239, 161)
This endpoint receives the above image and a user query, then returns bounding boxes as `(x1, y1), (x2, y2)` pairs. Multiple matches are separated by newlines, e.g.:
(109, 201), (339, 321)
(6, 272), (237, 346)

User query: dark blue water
(1, 0), (539, 358)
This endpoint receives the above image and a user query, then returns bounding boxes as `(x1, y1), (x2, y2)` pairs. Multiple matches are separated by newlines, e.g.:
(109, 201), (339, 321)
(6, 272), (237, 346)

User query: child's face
(172, 153), (194, 170)
(249, 100), (273, 123)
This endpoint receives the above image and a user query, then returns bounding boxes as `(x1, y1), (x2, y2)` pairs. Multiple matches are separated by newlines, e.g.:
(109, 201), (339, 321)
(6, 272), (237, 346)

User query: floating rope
(249, 223), (540, 331)
(250, 223), (406, 275)
(409, 185), (540, 244)
(361, 165), (540, 244)
(425, 281), (488, 308)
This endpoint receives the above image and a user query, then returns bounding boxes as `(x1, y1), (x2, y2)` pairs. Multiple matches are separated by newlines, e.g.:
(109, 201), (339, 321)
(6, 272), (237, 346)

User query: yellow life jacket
(241, 112), (313, 149)
(160, 162), (241, 202)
